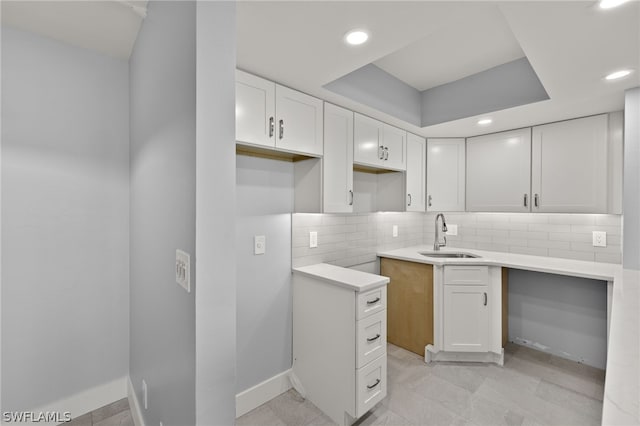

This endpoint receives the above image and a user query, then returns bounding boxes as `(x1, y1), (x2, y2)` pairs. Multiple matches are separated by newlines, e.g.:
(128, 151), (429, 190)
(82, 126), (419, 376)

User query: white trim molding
(17, 376), (128, 425)
(235, 370), (292, 418)
(127, 376), (145, 426)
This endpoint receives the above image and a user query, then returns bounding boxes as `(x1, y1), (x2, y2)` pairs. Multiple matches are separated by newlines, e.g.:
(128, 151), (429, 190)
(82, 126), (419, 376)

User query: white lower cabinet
(443, 266), (491, 353)
(293, 266), (388, 426)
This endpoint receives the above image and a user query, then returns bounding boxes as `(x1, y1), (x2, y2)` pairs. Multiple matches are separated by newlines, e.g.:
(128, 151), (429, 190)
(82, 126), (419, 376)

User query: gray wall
(1, 27), (129, 410)
(194, 2), (237, 425)
(623, 87), (640, 269)
(508, 270), (608, 369)
(236, 156), (293, 393)
(129, 2), (196, 425)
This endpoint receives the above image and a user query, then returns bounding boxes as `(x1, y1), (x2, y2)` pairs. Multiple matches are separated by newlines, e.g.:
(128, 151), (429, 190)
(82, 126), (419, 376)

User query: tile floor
(65, 398), (133, 426)
(237, 343), (605, 426)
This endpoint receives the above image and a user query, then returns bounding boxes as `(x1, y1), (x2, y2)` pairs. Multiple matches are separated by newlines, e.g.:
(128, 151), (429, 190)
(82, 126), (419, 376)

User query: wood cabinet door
(466, 128), (532, 212)
(426, 138), (466, 212)
(381, 258), (433, 356)
(531, 114), (608, 213)
(236, 70), (276, 148)
(323, 103), (354, 213)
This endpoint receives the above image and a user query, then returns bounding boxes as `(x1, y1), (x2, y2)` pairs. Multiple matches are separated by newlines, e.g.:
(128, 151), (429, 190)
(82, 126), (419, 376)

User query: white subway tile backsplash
(292, 212), (622, 268)
(548, 249), (595, 262)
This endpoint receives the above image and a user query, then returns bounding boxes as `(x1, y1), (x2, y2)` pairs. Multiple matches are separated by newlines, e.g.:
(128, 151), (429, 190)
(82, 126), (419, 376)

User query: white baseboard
(127, 376), (146, 426)
(19, 376), (128, 425)
(235, 370), (292, 418)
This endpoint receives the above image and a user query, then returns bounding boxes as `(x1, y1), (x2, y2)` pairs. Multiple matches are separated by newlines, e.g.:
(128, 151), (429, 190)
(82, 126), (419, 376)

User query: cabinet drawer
(355, 354), (387, 417)
(444, 266), (488, 285)
(356, 287), (387, 320)
(356, 311), (387, 368)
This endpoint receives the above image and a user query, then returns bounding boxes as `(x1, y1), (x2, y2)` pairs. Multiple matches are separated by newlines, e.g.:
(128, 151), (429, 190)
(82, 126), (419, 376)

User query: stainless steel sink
(419, 252), (480, 259)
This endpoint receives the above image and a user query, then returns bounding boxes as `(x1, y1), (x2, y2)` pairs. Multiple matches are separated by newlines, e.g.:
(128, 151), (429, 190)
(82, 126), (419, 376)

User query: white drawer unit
(355, 354), (386, 417)
(356, 287), (386, 319)
(356, 311), (386, 368)
(292, 264), (389, 426)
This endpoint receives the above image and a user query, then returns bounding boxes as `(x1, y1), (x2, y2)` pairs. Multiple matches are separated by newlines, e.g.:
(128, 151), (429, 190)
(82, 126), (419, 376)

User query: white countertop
(293, 263), (389, 292)
(377, 245), (620, 282)
(378, 245), (638, 425)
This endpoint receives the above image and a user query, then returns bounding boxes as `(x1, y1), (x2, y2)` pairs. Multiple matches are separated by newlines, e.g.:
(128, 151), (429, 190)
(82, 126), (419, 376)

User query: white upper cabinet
(354, 113), (406, 171)
(275, 85), (324, 156)
(466, 128), (532, 212)
(405, 133), (426, 212)
(235, 70), (323, 156)
(323, 103), (354, 213)
(426, 138), (465, 212)
(236, 70), (275, 148)
(531, 114), (608, 213)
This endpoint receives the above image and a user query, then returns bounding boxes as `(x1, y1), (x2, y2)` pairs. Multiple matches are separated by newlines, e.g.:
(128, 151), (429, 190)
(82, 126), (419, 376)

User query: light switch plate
(309, 231), (318, 248)
(254, 235), (266, 255)
(176, 250), (191, 293)
(446, 224), (458, 236)
(592, 231), (607, 247)
(392, 225), (398, 237)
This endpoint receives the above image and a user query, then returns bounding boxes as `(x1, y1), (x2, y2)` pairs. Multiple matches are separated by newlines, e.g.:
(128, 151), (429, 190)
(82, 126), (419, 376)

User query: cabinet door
(406, 133), (426, 212)
(426, 138), (465, 212)
(466, 128), (532, 212)
(531, 114), (608, 213)
(275, 85), (323, 156)
(382, 124), (406, 171)
(236, 70), (275, 148)
(444, 285), (489, 352)
(354, 113), (383, 167)
(323, 103), (354, 213)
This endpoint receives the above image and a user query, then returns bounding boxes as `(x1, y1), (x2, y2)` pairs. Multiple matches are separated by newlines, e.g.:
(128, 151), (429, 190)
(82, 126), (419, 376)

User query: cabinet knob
(349, 190), (354, 206)
(269, 117), (275, 138)
(534, 193), (539, 208)
(384, 147), (389, 160)
(407, 193), (412, 206)
(524, 193), (528, 207)
(483, 292), (488, 306)
(279, 119), (284, 140)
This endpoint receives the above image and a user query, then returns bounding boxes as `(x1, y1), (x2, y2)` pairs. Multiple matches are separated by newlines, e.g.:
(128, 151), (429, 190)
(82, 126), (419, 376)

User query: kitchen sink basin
(419, 252), (480, 259)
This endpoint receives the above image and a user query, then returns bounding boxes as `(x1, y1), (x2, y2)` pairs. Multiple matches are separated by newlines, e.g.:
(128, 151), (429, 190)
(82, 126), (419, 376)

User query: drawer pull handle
(366, 297), (381, 305)
(367, 334), (381, 342)
(367, 379), (381, 390)
(483, 292), (488, 306)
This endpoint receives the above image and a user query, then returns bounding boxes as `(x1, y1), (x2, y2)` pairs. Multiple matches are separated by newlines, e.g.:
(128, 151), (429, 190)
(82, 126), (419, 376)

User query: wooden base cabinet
(380, 258), (433, 356)
(292, 266), (388, 426)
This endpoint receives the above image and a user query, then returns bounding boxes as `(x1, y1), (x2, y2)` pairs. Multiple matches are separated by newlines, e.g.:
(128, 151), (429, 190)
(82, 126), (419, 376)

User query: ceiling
(373, 6), (525, 92)
(237, 1), (640, 137)
(2, 1), (637, 138)
(1, 0), (147, 60)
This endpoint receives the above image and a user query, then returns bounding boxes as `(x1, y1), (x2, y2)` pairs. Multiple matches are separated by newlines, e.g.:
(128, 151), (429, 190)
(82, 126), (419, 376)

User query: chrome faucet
(434, 213), (448, 251)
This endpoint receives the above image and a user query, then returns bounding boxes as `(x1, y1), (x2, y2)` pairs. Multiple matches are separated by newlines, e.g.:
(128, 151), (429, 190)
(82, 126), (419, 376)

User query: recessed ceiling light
(477, 118), (493, 126)
(605, 69), (632, 80)
(599, 0), (628, 9)
(344, 30), (369, 46)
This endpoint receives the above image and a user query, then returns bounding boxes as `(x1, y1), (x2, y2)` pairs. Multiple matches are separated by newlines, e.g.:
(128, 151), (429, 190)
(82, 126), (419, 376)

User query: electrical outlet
(592, 231), (607, 247)
(175, 250), (190, 293)
(142, 379), (148, 410)
(446, 224), (458, 236)
(392, 225), (398, 237)
(309, 231), (318, 248)
(254, 235), (266, 255)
